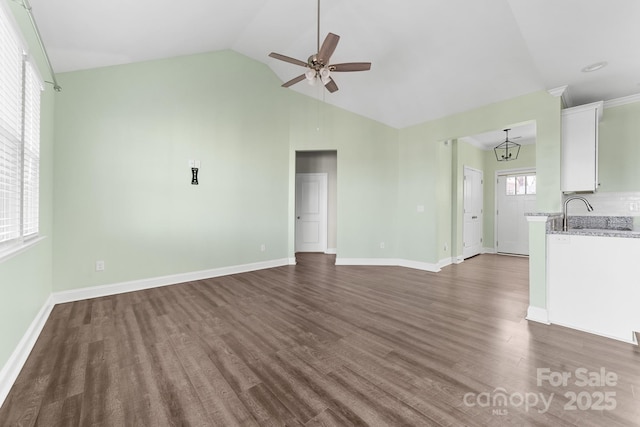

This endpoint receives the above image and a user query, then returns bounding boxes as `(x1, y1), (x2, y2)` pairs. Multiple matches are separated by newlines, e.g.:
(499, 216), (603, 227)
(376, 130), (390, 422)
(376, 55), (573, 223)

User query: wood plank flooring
(1, 253), (639, 426)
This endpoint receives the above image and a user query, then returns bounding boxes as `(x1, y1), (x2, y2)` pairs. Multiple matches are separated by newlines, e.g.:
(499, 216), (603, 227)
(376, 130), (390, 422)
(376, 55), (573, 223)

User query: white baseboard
(399, 259), (442, 272)
(335, 258), (399, 267)
(288, 257), (297, 265)
(335, 258), (441, 272)
(0, 294), (54, 408)
(324, 248), (337, 255)
(526, 306), (550, 325)
(482, 247), (497, 254)
(437, 257), (454, 269)
(53, 258), (291, 304)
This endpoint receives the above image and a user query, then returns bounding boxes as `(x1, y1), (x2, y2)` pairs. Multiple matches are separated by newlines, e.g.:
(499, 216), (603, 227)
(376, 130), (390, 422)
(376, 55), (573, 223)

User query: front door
(496, 172), (536, 255)
(463, 167), (483, 259)
(295, 173), (328, 253)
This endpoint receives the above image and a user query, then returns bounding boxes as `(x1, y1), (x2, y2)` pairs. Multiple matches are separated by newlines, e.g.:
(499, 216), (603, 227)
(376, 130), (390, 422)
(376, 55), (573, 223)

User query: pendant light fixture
(494, 128), (521, 161)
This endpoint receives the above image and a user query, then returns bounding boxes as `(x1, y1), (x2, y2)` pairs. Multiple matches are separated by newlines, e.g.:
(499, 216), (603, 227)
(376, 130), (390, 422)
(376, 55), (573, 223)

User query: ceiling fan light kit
(268, 0), (371, 93)
(494, 128), (521, 161)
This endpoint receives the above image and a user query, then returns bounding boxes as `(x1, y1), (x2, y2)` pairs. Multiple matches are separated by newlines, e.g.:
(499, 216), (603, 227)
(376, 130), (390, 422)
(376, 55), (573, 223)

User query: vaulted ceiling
(25, 0), (640, 129)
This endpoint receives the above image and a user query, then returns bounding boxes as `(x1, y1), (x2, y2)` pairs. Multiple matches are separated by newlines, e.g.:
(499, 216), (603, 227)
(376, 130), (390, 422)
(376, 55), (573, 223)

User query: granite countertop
(549, 228), (640, 238)
(548, 215), (640, 238)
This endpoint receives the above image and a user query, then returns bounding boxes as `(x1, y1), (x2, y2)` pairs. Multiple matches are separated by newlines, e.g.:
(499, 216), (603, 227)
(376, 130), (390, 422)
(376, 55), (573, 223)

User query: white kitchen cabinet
(561, 101), (603, 192)
(547, 233), (640, 343)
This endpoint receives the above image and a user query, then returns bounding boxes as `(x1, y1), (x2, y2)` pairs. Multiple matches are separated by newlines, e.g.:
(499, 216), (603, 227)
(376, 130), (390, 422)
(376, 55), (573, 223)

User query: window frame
(505, 173), (536, 196)
(0, 2), (44, 262)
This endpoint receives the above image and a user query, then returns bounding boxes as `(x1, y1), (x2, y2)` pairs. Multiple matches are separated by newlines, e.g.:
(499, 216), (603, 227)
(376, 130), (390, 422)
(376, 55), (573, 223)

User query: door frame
(294, 172), (328, 253)
(462, 166), (484, 259)
(494, 167), (536, 255)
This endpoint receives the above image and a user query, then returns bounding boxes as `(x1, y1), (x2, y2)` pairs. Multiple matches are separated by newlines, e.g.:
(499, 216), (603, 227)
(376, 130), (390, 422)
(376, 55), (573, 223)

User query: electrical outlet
(380, 242), (385, 249)
(260, 244), (266, 252)
(95, 260), (105, 272)
(444, 243), (448, 252)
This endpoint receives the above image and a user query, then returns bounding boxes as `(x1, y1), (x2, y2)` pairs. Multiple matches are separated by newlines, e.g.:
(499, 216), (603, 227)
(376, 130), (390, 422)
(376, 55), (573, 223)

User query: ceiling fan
(268, 0), (371, 93)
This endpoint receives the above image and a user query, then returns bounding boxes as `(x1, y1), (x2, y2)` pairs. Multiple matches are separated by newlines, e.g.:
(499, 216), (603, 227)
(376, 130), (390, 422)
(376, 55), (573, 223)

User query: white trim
(548, 85), (572, 108)
(462, 166), (484, 260)
(437, 257), (453, 269)
(482, 247), (497, 254)
(53, 258), (290, 304)
(335, 258), (442, 272)
(0, 294), (54, 408)
(325, 248), (337, 255)
(400, 259), (442, 272)
(288, 257), (297, 265)
(562, 100), (604, 121)
(495, 167), (536, 177)
(335, 258), (399, 267)
(604, 93), (640, 109)
(526, 215), (550, 223)
(526, 306), (550, 325)
(0, 236), (46, 264)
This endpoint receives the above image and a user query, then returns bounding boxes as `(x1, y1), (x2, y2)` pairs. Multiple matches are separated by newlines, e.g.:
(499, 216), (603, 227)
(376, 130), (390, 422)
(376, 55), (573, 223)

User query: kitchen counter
(547, 232), (640, 344)
(547, 215), (640, 238)
(549, 228), (640, 238)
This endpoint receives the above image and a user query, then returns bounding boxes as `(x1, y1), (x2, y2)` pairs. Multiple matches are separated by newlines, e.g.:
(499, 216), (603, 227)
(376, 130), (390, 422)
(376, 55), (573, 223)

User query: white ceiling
(23, 0), (640, 129)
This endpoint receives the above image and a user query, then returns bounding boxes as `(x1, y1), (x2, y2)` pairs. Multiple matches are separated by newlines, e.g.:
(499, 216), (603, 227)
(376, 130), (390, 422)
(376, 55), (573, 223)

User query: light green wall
(53, 51), (292, 291)
(53, 51), (401, 291)
(598, 101), (640, 192)
(398, 91), (561, 309)
(399, 92), (560, 261)
(436, 140), (453, 262)
(287, 94), (400, 259)
(452, 140), (484, 259)
(0, 1), (54, 376)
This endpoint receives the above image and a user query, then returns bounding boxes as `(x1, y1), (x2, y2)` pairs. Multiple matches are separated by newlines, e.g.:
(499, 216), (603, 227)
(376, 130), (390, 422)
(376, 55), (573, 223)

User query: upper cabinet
(561, 101), (603, 193)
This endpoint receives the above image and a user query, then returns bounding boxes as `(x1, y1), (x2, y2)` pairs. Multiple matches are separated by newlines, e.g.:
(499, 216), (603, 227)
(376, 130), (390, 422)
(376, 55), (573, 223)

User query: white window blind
(0, 3), (42, 253)
(23, 61), (42, 237)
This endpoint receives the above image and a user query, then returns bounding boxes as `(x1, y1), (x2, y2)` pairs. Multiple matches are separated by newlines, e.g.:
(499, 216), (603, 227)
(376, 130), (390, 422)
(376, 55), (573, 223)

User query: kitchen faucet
(563, 196), (594, 231)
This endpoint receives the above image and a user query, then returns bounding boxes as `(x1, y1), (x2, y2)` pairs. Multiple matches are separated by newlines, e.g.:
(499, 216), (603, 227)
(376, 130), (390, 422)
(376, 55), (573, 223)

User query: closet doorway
(295, 151), (337, 254)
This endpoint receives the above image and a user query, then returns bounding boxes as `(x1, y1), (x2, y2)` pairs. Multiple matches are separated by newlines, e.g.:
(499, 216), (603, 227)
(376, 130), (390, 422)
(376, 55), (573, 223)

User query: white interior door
(463, 167), (483, 259)
(496, 173), (536, 255)
(295, 173), (328, 253)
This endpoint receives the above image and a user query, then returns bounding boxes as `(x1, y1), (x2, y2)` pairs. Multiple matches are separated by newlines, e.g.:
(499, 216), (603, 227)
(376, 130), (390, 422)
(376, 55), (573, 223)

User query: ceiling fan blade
(330, 62), (371, 72)
(282, 74), (307, 88)
(324, 78), (339, 93)
(317, 33), (340, 64)
(269, 52), (308, 68)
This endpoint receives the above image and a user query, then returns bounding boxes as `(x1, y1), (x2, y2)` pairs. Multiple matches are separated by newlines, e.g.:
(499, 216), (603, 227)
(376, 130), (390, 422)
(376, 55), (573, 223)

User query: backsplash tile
(564, 191), (640, 216)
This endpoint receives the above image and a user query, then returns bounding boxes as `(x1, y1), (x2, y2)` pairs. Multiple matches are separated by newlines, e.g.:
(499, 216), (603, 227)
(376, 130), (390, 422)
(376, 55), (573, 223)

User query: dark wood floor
(1, 254), (639, 426)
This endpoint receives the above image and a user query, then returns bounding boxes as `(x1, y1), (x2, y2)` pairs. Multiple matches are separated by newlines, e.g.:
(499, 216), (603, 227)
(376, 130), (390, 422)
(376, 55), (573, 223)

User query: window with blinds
(0, 3), (43, 255)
